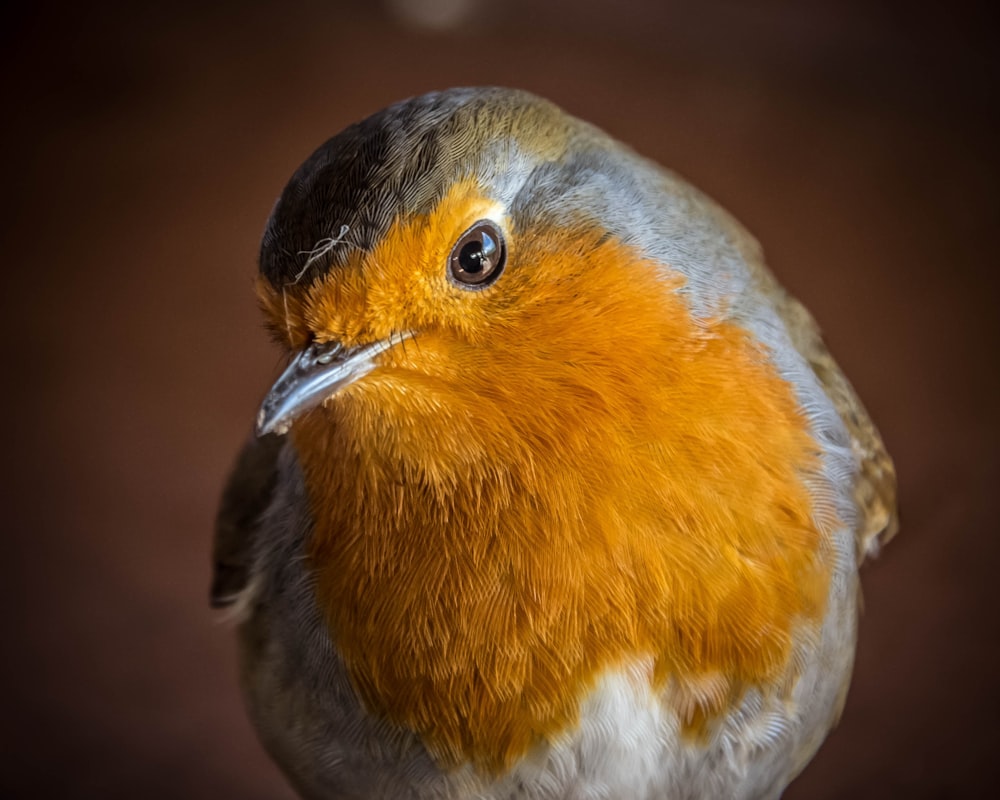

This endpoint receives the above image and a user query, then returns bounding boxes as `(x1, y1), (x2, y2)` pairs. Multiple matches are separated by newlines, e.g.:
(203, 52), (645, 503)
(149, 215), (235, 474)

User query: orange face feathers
(257, 178), (834, 770)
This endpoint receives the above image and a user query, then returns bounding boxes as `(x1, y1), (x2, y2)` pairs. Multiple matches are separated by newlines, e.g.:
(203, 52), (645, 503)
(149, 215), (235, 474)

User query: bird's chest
(244, 590), (854, 800)
(270, 331), (842, 783)
(280, 483), (827, 777)
(245, 448), (857, 798)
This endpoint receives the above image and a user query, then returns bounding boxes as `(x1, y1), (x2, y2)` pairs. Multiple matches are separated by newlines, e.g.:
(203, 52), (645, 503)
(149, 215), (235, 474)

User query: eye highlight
(448, 220), (506, 289)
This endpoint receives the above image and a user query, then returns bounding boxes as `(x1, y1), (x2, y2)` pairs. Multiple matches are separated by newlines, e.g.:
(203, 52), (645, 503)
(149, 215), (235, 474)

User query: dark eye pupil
(449, 222), (505, 288)
(458, 232), (497, 274)
(458, 240), (486, 273)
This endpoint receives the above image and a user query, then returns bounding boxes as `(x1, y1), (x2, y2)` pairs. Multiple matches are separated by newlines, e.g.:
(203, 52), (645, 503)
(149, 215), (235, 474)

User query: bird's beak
(255, 335), (411, 437)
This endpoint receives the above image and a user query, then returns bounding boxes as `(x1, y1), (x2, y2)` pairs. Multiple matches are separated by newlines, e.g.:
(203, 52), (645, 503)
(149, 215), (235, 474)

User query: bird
(212, 87), (898, 800)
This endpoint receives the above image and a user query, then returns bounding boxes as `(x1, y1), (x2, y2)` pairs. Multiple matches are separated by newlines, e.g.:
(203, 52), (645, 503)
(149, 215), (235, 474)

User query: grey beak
(255, 335), (410, 437)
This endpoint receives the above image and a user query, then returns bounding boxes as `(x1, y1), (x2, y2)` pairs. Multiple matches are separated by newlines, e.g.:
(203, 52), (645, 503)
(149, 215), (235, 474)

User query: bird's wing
(733, 231), (899, 563)
(770, 284), (898, 562)
(211, 433), (285, 607)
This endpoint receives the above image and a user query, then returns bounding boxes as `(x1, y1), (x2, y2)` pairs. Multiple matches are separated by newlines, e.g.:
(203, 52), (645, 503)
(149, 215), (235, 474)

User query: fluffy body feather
(215, 88), (897, 799)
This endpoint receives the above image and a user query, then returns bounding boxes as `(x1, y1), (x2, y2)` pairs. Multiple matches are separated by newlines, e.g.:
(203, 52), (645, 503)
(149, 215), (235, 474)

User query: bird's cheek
(303, 279), (373, 345)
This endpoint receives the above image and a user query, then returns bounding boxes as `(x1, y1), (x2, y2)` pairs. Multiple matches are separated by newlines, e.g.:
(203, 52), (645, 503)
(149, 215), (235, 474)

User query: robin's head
(257, 89), (577, 444)
(254, 88), (771, 476)
(252, 88), (833, 770)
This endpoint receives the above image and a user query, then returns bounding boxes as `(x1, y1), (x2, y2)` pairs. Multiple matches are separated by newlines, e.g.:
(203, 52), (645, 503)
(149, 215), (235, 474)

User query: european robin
(213, 87), (898, 799)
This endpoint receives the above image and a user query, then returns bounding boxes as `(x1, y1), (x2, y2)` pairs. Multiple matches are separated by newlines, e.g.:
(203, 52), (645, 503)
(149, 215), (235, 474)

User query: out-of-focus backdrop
(2, 1), (996, 797)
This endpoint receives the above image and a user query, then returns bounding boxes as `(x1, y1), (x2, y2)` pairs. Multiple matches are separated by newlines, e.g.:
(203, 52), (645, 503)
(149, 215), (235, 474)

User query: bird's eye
(448, 220), (506, 289)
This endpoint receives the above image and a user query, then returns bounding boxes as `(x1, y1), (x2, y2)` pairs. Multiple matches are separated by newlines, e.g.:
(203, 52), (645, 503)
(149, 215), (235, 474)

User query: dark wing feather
(211, 433), (285, 607)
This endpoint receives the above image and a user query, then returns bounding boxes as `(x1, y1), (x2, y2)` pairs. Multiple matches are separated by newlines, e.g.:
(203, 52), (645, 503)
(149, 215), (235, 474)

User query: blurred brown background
(2, 0), (997, 797)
